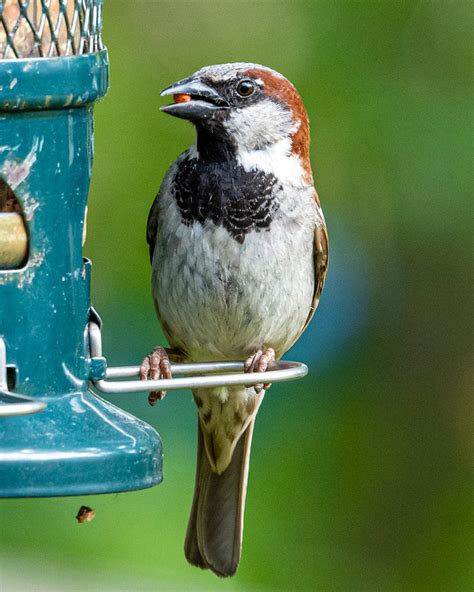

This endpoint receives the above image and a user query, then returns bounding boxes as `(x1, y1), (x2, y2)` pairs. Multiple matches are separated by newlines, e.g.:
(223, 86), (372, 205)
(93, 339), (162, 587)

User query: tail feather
(184, 422), (207, 569)
(184, 418), (256, 577)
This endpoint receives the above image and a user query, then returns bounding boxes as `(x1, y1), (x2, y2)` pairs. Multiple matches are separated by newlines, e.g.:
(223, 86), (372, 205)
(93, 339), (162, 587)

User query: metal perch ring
(88, 322), (308, 395)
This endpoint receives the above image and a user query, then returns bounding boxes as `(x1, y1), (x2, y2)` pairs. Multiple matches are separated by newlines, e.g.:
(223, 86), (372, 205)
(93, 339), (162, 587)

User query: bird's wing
(299, 189), (329, 337)
(147, 151), (189, 263)
(146, 191), (160, 264)
(146, 166), (189, 357)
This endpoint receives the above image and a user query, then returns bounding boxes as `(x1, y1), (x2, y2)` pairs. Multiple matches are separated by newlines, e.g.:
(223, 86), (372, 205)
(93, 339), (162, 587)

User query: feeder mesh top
(0, 0), (103, 59)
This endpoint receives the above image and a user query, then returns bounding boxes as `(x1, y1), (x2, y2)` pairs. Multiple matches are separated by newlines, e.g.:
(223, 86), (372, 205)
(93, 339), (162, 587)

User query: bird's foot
(244, 347), (276, 394)
(139, 346), (172, 405)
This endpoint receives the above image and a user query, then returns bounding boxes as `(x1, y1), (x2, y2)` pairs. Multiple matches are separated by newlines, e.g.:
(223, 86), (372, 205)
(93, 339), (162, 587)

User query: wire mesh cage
(0, 0), (103, 59)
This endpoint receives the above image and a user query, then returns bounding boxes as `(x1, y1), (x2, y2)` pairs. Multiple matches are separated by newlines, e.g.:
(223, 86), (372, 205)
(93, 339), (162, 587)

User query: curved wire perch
(94, 360), (308, 394)
(88, 323), (308, 395)
(0, 392), (47, 417)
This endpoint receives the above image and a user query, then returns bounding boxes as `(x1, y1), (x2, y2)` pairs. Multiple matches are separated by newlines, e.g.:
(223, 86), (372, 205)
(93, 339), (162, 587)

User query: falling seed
(76, 505), (96, 523)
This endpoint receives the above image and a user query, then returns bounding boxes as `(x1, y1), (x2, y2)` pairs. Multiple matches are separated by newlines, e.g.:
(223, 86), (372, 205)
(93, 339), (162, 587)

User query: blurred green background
(2, 1), (473, 590)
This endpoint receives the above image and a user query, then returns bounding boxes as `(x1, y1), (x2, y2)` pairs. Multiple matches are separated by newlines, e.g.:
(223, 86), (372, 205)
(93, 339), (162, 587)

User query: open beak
(160, 76), (229, 121)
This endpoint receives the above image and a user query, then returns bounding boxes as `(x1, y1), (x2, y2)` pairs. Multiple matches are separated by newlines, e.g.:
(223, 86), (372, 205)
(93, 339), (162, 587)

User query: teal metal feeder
(0, 0), (163, 497)
(0, 0), (308, 500)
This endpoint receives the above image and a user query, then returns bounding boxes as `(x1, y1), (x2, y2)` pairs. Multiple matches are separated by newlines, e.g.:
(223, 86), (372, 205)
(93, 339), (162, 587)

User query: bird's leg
(139, 347), (183, 405)
(244, 347), (275, 394)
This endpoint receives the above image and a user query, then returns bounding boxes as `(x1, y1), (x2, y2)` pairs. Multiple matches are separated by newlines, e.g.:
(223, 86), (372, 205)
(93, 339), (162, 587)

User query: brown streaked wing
(298, 191), (329, 338)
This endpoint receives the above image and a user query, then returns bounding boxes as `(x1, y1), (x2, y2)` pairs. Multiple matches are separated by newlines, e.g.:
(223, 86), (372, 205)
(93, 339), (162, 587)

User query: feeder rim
(0, 49), (109, 112)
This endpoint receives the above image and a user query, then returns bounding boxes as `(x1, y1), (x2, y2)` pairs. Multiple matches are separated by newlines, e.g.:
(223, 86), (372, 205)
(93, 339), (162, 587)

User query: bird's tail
(184, 416), (256, 577)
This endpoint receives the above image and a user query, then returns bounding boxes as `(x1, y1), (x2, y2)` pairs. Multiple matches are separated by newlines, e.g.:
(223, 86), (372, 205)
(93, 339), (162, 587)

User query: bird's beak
(160, 76), (229, 121)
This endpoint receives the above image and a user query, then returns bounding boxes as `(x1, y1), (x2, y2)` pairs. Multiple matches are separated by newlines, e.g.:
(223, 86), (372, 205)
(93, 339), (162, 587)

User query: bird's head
(161, 63), (311, 180)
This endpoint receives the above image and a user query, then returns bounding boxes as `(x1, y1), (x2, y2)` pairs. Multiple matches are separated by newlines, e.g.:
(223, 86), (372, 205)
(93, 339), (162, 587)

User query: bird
(140, 63), (328, 577)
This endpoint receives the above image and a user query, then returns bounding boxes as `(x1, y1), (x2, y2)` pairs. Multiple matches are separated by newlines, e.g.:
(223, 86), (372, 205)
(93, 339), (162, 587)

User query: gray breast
(152, 177), (316, 361)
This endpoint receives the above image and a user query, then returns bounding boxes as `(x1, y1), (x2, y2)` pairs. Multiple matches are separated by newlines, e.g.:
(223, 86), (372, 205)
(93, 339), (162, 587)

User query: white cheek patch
(236, 139), (306, 186)
(222, 101), (307, 185)
(224, 101), (297, 150)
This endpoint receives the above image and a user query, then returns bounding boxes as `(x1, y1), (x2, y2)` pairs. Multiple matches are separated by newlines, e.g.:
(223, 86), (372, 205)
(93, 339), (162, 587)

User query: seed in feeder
(173, 93), (192, 104)
(76, 505), (96, 523)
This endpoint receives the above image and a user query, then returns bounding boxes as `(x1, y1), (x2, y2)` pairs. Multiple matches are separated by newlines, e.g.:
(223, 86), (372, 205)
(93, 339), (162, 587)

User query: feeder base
(0, 390), (163, 497)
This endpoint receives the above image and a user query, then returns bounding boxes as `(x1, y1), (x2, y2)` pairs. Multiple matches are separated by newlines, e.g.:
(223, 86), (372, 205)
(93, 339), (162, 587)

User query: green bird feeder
(0, 0), (308, 500)
(0, 0), (164, 497)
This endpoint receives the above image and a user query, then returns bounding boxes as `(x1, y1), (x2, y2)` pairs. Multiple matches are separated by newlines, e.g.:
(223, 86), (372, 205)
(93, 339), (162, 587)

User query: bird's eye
(236, 80), (255, 97)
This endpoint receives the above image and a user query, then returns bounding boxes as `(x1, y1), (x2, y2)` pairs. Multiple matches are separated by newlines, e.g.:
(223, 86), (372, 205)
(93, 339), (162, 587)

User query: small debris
(76, 505), (96, 524)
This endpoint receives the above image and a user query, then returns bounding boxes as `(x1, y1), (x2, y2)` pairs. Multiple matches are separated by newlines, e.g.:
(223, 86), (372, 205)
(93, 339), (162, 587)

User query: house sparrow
(140, 63), (328, 577)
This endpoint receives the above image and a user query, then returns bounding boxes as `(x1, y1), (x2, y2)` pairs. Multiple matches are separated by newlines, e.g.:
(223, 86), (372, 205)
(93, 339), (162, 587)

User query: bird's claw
(244, 347), (275, 393)
(139, 346), (172, 405)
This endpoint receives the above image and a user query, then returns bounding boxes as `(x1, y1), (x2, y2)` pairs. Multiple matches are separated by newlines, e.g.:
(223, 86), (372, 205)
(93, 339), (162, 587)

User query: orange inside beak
(173, 93), (192, 104)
